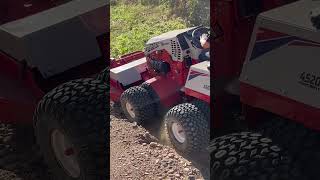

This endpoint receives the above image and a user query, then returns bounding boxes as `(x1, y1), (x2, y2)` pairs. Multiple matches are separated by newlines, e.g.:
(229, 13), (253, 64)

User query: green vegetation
(111, 4), (186, 57)
(110, 0), (209, 58)
(164, 0), (210, 26)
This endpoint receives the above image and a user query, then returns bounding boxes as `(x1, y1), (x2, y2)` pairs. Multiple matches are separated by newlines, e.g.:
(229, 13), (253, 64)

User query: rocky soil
(0, 104), (209, 180)
(110, 105), (209, 180)
(0, 124), (50, 180)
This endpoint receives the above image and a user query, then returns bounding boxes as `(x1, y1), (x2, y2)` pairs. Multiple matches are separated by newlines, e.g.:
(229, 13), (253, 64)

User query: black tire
(33, 78), (108, 180)
(258, 118), (304, 155)
(120, 86), (156, 124)
(209, 132), (304, 180)
(165, 102), (209, 155)
(258, 118), (320, 180)
(96, 67), (109, 84)
(139, 82), (160, 114)
(191, 99), (210, 119)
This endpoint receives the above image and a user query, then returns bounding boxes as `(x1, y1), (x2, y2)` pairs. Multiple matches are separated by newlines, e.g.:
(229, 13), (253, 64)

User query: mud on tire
(120, 86), (156, 124)
(34, 78), (108, 180)
(209, 132), (303, 180)
(165, 101), (209, 155)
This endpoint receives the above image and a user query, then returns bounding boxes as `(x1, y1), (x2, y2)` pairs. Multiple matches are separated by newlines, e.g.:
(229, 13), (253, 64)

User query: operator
(198, 33), (210, 62)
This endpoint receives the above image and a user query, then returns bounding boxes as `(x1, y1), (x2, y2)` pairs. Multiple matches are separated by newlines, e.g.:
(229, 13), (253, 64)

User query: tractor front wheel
(165, 101), (209, 155)
(120, 86), (156, 124)
(34, 78), (108, 180)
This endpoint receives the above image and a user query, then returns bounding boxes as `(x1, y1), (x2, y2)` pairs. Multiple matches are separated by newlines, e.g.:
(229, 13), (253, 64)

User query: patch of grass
(111, 4), (187, 58)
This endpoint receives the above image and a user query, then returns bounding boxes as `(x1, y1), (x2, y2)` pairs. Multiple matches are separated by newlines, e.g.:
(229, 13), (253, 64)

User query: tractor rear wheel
(120, 86), (156, 124)
(34, 78), (108, 180)
(210, 132), (304, 180)
(165, 101), (209, 155)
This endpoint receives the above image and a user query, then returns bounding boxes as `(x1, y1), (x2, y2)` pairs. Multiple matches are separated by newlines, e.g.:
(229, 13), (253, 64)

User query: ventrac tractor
(109, 27), (211, 155)
(0, 0), (108, 179)
(210, 0), (320, 180)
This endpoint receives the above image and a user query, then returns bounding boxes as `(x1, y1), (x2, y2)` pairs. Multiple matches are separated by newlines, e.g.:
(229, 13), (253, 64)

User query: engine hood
(146, 26), (198, 45)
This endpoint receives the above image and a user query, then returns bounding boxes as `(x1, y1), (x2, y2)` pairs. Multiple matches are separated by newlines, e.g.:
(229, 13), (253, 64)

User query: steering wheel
(191, 27), (210, 49)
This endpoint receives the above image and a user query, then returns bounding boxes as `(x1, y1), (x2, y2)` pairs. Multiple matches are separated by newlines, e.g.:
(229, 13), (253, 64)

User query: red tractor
(210, 0), (320, 179)
(109, 26), (211, 155)
(0, 0), (109, 179)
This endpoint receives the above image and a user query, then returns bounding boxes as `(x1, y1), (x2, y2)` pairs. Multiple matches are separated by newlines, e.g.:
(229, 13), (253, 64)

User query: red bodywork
(211, 0), (298, 130)
(146, 77), (182, 108)
(239, 27), (320, 131)
(145, 48), (197, 108)
(109, 51), (150, 102)
(241, 83), (320, 131)
(0, 0), (109, 124)
(185, 87), (210, 103)
(109, 42), (204, 109)
(0, 51), (44, 124)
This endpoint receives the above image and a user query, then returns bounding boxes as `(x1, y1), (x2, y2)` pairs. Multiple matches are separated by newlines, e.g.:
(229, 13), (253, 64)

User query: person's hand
(201, 41), (210, 49)
(200, 34), (210, 49)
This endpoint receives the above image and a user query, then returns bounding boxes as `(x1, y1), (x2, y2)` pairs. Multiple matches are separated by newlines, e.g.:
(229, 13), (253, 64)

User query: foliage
(164, 0), (210, 26)
(111, 0), (210, 26)
(111, 4), (187, 57)
(110, 0), (209, 57)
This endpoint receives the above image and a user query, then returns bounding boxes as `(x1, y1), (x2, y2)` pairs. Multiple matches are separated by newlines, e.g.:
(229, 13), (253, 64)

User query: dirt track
(110, 104), (209, 180)
(0, 103), (209, 180)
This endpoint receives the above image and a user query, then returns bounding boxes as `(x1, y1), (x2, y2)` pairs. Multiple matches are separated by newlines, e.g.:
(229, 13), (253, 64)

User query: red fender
(147, 76), (182, 108)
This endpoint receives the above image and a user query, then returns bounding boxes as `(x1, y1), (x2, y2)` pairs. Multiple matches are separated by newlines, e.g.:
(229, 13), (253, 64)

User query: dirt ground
(110, 104), (210, 180)
(0, 103), (209, 180)
(0, 124), (50, 180)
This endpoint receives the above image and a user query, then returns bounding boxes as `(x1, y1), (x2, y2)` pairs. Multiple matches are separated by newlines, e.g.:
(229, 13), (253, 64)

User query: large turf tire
(165, 102), (209, 155)
(96, 67), (109, 84)
(209, 132), (304, 180)
(120, 86), (156, 124)
(33, 78), (108, 180)
(191, 99), (210, 119)
(139, 82), (161, 115)
(258, 117), (320, 180)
